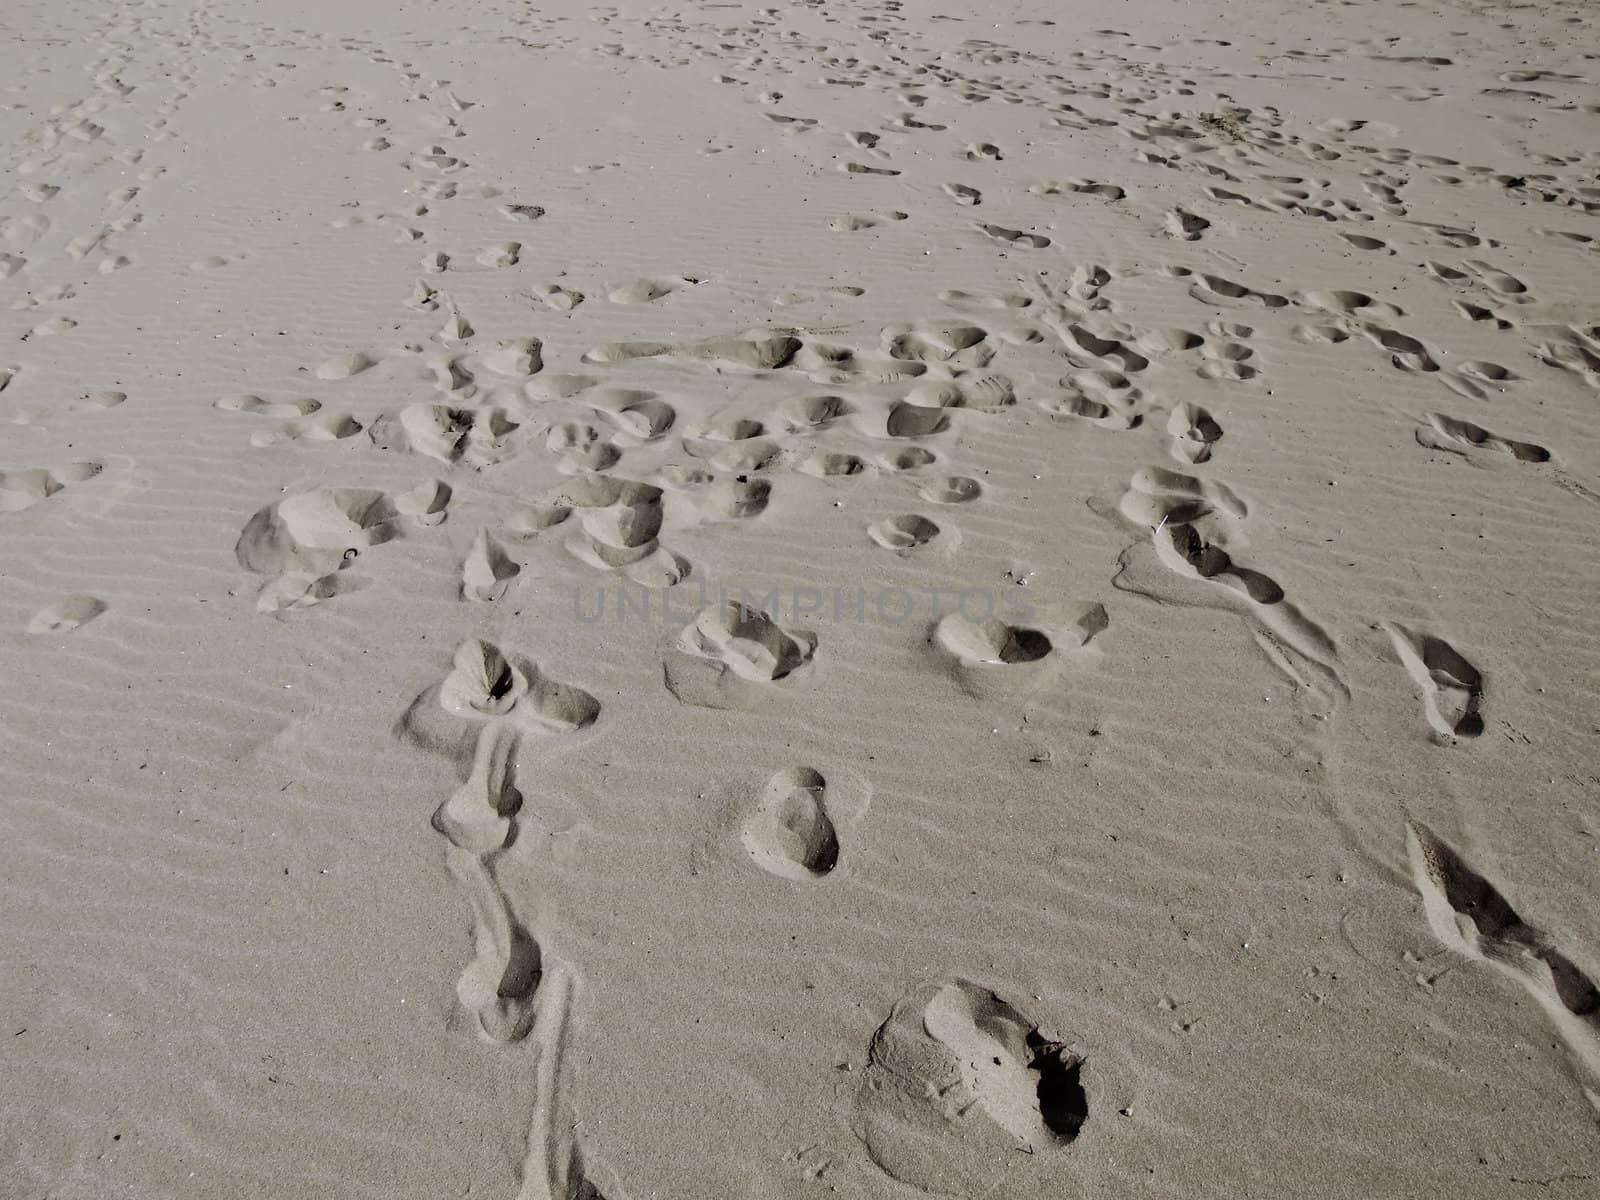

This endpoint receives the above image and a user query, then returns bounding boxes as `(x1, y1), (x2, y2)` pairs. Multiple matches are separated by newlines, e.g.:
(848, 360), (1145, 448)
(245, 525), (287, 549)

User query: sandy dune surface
(3, 0), (1600, 1195)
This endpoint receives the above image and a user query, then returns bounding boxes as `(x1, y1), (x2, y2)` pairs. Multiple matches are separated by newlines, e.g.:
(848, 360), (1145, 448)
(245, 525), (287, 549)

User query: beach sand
(3, 0), (1599, 1195)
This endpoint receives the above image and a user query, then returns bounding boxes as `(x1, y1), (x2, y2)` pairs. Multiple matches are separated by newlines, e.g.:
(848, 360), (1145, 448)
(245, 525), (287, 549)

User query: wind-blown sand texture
(4, 0), (1600, 1196)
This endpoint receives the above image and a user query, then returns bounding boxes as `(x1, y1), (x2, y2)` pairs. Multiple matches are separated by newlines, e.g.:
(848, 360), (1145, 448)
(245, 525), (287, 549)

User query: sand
(3, 0), (1600, 1195)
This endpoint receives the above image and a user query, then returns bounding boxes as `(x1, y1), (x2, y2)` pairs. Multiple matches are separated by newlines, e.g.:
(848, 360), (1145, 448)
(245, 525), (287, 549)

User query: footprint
(856, 979), (1087, 1194)
(438, 311), (475, 343)
(883, 401), (951, 439)
(976, 222), (1050, 249)
(942, 182), (982, 206)
(938, 289), (1031, 311)
(498, 203), (545, 222)
(432, 722), (522, 854)
(1055, 325), (1149, 374)
(16, 387), (126, 420)
(0, 461), (102, 514)
(26, 595), (106, 634)
(934, 614), (1054, 665)
(771, 284), (866, 307)
(1406, 823), (1600, 1083)
(532, 282), (584, 311)
(477, 242), (522, 269)
(1166, 402), (1222, 464)
(520, 476), (688, 587)
(249, 412), (362, 447)
(1463, 259), (1528, 296)
(884, 325), (989, 363)
(547, 422), (622, 473)
(217, 394), (321, 419)
(742, 767), (839, 880)
(664, 602), (817, 710)
(584, 334), (802, 371)
(1188, 272), (1288, 308)
(868, 513), (942, 553)
(1032, 179), (1125, 201)
(314, 351), (376, 380)
(235, 481), (450, 607)
(1417, 414), (1549, 463)
(1361, 323), (1438, 372)
(367, 403), (518, 468)
(881, 447), (937, 471)
(591, 393), (676, 442)
(461, 528), (520, 601)
(829, 211), (908, 232)
(397, 638), (601, 762)
(564, 490), (687, 587)
(1383, 623), (1483, 738)
(930, 610), (1096, 699)
(1300, 290), (1398, 318)
(887, 113), (945, 132)
(483, 338), (544, 378)
(1456, 361), (1515, 384)
(607, 274), (702, 304)
(920, 476), (982, 504)
(1164, 207), (1209, 241)
(1118, 466), (1246, 527)
(449, 845), (542, 1043)
(1293, 323), (1350, 345)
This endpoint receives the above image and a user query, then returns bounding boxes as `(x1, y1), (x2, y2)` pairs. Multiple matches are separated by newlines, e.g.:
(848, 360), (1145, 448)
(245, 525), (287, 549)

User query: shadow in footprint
(1384, 623), (1483, 738)
(1407, 823), (1600, 1081)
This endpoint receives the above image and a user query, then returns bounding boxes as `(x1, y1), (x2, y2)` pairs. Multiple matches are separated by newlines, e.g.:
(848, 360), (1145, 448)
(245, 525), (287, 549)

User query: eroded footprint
(856, 979), (1087, 1195)
(367, 403), (518, 468)
(250, 412), (362, 447)
(314, 351), (377, 380)
(532, 281), (585, 311)
(607, 274), (703, 304)
(830, 210), (908, 232)
(920, 476), (982, 504)
(26, 595), (106, 634)
(217, 394), (321, 419)
(235, 481), (450, 610)
(0, 461), (102, 514)
(664, 602), (817, 709)
(1417, 414), (1550, 463)
(938, 288), (1031, 311)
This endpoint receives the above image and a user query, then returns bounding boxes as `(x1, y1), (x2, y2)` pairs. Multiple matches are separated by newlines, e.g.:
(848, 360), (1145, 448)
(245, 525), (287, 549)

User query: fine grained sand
(3, 0), (1599, 1195)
